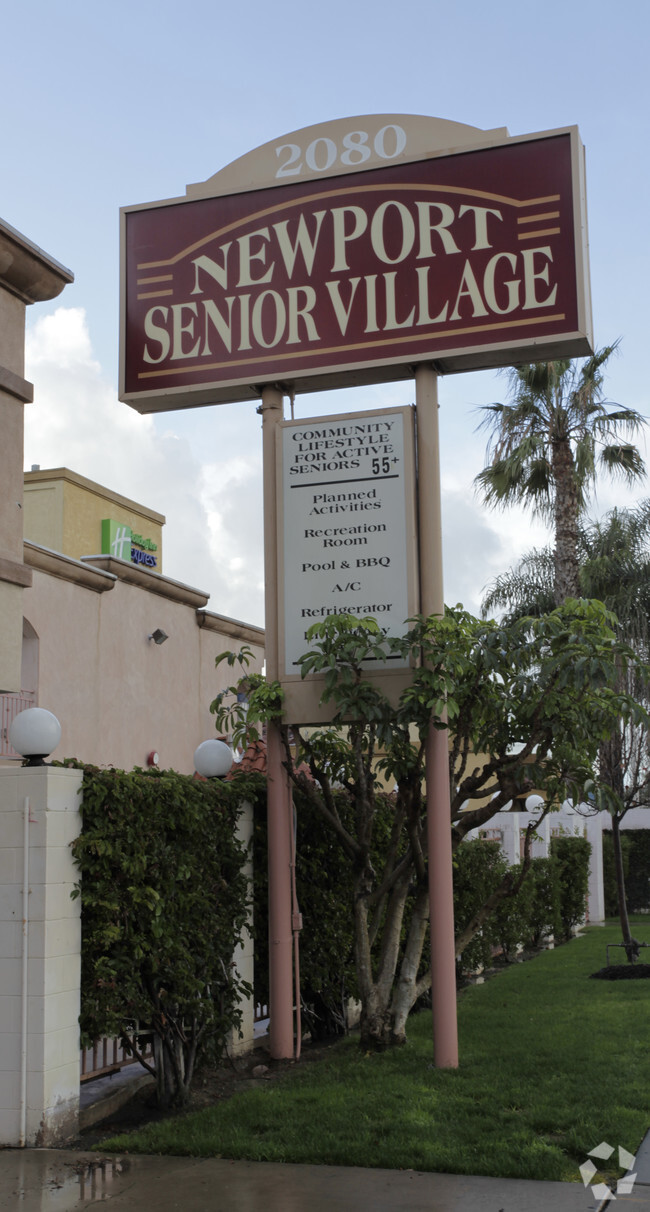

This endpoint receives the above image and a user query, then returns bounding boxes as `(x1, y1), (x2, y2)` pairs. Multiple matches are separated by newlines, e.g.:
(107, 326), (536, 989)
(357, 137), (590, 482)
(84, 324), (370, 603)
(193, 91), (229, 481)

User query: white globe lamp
(9, 708), (62, 766)
(194, 739), (233, 779)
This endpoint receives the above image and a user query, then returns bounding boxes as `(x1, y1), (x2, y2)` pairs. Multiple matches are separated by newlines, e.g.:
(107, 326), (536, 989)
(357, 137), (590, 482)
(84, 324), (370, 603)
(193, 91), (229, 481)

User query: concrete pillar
(0, 765), (83, 1146)
(586, 812), (605, 923)
(0, 219), (72, 691)
(501, 812), (521, 867)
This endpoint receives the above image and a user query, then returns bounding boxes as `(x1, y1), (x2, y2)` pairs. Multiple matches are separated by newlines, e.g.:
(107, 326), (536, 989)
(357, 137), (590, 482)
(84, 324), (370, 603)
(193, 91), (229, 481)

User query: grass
(98, 918), (650, 1183)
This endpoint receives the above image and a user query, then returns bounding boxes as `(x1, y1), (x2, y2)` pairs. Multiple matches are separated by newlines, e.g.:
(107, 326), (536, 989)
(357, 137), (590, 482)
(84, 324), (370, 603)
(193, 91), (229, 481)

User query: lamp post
(9, 708), (61, 766)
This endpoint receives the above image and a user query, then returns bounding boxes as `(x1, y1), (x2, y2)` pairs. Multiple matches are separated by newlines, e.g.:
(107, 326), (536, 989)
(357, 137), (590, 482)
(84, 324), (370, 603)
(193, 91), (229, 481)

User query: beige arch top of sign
(186, 114), (510, 201)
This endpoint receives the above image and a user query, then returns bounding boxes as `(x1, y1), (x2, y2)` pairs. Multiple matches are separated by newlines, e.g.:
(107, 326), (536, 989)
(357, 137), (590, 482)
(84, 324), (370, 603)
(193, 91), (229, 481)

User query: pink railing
(0, 692), (36, 758)
(80, 1033), (154, 1083)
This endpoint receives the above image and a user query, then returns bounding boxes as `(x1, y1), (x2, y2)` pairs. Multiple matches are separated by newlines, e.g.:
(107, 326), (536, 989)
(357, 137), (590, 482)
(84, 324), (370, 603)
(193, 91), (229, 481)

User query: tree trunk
(599, 731), (636, 961)
(552, 434), (581, 604)
(354, 867), (391, 1050)
(354, 865), (418, 1050)
(611, 813), (636, 961)
(390, 885), (430, 1045)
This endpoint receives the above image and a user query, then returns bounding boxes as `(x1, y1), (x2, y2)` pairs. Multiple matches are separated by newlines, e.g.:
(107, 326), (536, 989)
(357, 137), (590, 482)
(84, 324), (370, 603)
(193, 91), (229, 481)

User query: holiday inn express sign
(119, 114), (592, 412)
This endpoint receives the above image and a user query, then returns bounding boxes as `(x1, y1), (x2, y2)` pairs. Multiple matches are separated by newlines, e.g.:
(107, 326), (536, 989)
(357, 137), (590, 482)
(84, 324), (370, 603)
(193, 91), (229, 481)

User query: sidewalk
(3, 1147), (650, 1211)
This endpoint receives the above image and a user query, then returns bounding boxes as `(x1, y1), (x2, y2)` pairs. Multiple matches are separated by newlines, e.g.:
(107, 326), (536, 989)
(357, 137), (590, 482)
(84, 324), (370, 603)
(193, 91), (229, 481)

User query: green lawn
(99, 918), (650, 1183)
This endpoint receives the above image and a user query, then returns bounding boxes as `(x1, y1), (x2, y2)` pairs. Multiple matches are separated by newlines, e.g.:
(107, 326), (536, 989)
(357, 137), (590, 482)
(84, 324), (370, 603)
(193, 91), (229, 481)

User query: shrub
(252, 784), (360, 1039)
(491, 867), (537, 961)
(603, 827), (650, 916)
(550, 834), (592, 940)
(602, 829), (632, 917)
(455, 846), (564, 973)
(70, 763), (254, 1107)
(520, 856), (562, 949)
(453, 839), (508, 975)
(624, 828), (650, 913)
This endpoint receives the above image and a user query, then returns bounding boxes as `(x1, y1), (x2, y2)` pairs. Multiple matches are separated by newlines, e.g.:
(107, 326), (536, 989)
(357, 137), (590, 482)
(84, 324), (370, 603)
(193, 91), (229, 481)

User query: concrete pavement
(3, 1148), (649, 1211)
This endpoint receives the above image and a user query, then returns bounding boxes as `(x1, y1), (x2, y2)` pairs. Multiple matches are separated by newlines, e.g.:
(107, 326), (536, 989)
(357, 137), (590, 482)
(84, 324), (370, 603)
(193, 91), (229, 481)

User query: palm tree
(481, 504), (650, 959)
(475, 347), (646, 605)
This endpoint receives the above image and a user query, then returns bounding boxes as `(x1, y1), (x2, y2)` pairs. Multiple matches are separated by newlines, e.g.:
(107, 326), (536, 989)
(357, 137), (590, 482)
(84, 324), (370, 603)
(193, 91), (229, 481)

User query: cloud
(441, 487), (551, 616)
(200, 451), (264, 623)
(24, 307), (155, 481)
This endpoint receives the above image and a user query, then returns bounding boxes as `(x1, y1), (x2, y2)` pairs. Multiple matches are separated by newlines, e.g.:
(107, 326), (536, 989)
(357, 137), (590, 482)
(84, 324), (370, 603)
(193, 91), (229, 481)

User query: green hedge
(453, 844), (564, 975)
(252, 783), (360, 1039)
(603, 830), (632, 917)
(550, 834), (592, 941)
(69, 763), (255, 1106)
(603, 828), (650, 915)
(625, 829), (650, 911)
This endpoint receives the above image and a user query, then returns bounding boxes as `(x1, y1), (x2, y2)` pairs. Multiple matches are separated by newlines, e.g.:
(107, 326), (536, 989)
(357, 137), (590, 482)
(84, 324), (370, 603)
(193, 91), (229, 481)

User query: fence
(80, 1033), (154, 1083)
(0, 692), (36, 758)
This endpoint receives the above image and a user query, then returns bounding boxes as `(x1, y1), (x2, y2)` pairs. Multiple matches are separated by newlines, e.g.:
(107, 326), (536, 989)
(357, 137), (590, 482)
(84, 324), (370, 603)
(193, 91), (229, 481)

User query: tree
(212, 602), (645, 1049)
(482, 503), (650, 959)
(475, 348), (646, 605)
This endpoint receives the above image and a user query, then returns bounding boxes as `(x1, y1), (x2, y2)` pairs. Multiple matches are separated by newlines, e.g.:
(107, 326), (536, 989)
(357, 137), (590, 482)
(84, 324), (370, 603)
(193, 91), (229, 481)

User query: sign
(101, 519), (158, 568)
(120, 116), (592, 414)
(278, 406), (418, 721)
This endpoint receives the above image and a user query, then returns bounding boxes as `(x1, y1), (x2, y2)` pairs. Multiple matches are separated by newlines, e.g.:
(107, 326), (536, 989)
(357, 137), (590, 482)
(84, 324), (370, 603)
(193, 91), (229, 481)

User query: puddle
(13, 1156), (129, 1207)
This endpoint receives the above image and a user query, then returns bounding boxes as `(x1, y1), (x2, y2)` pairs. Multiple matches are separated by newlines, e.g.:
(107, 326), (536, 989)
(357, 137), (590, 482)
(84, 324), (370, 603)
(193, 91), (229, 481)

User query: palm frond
(598, 444), (647, 483)
(475, 347), (647, 544)
(481, 547), (555, 621)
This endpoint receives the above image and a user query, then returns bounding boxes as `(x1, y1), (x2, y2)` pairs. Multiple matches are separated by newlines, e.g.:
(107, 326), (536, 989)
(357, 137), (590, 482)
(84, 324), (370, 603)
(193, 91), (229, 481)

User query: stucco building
(2, 466), (264, 772)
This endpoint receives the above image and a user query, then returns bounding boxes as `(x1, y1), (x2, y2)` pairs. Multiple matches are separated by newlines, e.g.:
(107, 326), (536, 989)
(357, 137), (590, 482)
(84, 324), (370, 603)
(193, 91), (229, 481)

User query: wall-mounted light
(148, 628), (169, 645)
(194, 739), (233, 779)
(9, 708), (62, 766)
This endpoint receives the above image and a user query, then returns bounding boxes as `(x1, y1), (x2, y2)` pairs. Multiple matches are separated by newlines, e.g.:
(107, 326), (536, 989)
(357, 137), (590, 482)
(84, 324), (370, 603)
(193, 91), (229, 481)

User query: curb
(79, 1073), (156, 1131)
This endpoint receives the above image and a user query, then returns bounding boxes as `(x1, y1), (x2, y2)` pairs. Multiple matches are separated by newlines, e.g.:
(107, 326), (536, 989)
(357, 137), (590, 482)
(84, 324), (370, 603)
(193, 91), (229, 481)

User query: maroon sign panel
(121, 129), (591, 413)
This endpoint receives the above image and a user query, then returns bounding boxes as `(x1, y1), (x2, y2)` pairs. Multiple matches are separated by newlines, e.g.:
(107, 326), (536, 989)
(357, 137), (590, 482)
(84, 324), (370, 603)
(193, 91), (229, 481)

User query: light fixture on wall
(9, 708), (62, 766)
(194, 739), (233, 779)
(148, 628), (169, 645)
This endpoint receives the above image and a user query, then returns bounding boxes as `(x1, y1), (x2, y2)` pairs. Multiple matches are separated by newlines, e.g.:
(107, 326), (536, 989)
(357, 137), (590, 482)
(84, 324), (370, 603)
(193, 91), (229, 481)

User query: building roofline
(24, 541), (117, 592)
(81, 553), (210, 607)
(24, 467), (166, 525)
(197, 608), (264, 647)
(0, 219), (74, 303)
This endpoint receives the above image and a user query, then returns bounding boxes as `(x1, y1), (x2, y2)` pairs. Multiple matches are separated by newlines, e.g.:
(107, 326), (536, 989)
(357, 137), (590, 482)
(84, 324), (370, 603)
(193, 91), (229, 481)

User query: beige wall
(0, 293), (29, 692)
(13, 547), (264, 774)
(22, 480), (64, 555)
(23, 469), (164, 568)
(0, 220), (73, 691)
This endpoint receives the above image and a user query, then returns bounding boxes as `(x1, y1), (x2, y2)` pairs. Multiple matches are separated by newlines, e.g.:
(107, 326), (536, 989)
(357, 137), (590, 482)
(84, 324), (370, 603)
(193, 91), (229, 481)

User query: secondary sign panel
(277, 406), (418, 718)
(120, 123), (591, 413)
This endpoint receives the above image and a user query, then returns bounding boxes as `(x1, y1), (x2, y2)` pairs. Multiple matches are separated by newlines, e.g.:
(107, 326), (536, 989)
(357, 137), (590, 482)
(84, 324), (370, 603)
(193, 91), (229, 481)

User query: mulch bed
(590, 963), (650, 980)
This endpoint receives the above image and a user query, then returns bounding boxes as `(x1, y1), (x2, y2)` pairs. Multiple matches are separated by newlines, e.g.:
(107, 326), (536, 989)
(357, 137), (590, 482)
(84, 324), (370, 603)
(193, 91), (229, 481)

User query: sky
(4, 0), (650, 627)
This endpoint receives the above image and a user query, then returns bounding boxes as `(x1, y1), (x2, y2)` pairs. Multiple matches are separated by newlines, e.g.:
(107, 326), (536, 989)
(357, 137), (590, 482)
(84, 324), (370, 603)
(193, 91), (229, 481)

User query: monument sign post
(120, 114), (593, 1065)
